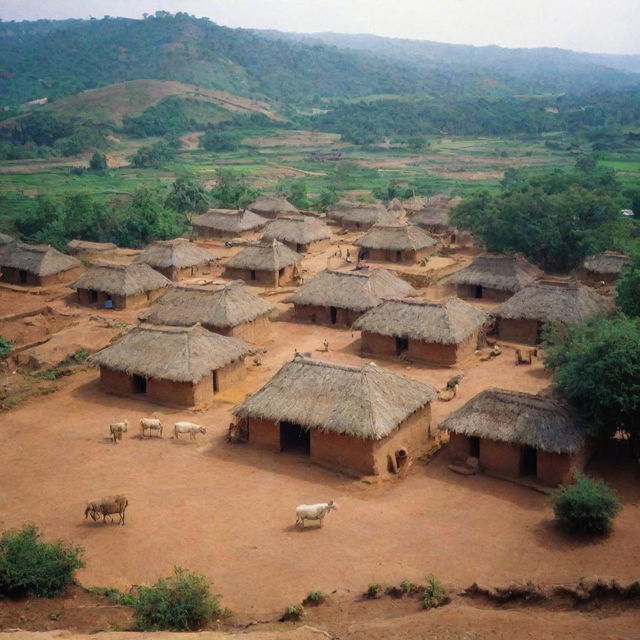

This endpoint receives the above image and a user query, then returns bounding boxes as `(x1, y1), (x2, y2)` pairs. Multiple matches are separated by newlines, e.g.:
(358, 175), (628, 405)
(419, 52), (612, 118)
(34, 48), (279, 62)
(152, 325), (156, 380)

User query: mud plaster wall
(364, 246), (436, 264)
(215, 358), (246, 391)
(208, 315), (271, 344)
(456, 284), (514, 302)
(225, 265), (296, 287)
(496, 318), (540, 344)
(152, 263), (214, 282)
(280, 238), (331, 254)
(294, 304), (363, 327)
(537, 446), (590, 486)
(479, 439), (522, 477)
(1, 266), (83, 287)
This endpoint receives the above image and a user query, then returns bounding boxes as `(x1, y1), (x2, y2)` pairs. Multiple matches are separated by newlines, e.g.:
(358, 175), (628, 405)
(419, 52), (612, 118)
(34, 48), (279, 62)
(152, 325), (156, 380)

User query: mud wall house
(246, 195), (298, 220)
(284, 268), (414, 327)
(326, 202), (396, 231)
(491, 279), (609, 344)
(260, 214), (331, 253)
(224, 240), (302, 287)
(233, 357), (438, 477)
(453, 253), (543, 302)
(90, 324), (251, 406)
(71, 263), (171, 310)
(355, 224), (439, 264)
(579, 251), (631, 285)
(354, 298), (487, 366)
(440, 388), (590, 486)
(67, 239), (118, 257)
(140, 280), (275, 344)
(191, 209), (269, 239)
(134, 238), (216, 281)
(0, 243), (82, 286)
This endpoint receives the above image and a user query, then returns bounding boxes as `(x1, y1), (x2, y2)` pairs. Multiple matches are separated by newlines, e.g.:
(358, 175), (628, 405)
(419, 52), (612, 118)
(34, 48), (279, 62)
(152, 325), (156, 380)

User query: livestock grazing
(295, 501), (337, 528)
(109, 419), (128, 444)
(85, 494), (128, 525)
(140, 417), (163, 438)
(174, 421), (207, 440)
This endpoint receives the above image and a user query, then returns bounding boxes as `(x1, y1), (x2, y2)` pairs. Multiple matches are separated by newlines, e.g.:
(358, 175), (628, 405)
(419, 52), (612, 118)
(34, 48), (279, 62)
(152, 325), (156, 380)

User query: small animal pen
(224, 240), (302, 287)
(260, 214), (331, 253)
(191, 209), (269, 239)
(0, 243), (82, 286)
(355, 224), (439, 264)
(134, 238), (216, 281)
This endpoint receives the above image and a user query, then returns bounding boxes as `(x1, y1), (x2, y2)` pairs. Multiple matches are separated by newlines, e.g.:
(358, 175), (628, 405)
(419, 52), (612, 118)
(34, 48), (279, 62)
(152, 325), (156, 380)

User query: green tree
(0, 335), (13, 359)
(199, 130), (240, 152)
(615, 253), (640, 317)
(276, 179), (310, 209)
(210, 169), (258, 209)
(88, 151), (108, 171)
(165, 177), (210, 219)
(130, 140), (176, 168)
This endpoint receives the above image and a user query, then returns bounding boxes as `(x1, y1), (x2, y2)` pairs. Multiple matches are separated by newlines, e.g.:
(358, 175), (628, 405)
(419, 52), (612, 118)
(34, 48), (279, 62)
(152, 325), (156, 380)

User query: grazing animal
(85, 495), (128, 525)
(446, 374), (464, 389)
(295, 501), (337, 528)
(109, 419), (128, 444)
(174, 421), (207, 440)
(140, 417), (163, 438)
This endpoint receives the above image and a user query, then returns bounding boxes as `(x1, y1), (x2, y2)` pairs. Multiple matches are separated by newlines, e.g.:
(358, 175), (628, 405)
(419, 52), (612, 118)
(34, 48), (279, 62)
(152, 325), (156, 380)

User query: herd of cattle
(108, 418), (207, 443)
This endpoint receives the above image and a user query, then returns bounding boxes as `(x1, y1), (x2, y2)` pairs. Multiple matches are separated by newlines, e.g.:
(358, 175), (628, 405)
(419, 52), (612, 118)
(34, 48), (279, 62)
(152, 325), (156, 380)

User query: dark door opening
(212, 370), (219, 394)
(250, 269), (257, 281)
(19, 270), (28, 284)
(132, 374), (147, 394)
(520, 445), (537, 476)
(89, 290), (98, 303)
(469, 436), (480, 458)
(395, 250), (402, 262)
(280, 421), (310, 455)
(395, 336), (409, 356)
(474, 285), (483, 299)
(330, 306), (338, 325)
(296, 243), (303, 253)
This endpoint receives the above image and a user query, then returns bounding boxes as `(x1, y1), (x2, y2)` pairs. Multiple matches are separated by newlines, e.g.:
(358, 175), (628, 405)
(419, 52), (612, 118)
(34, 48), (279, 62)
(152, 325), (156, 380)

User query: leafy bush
(129, 567), (221, 631)
(616, 253), (640, 317)
(365, 583), (381, 599)
(421, 575), (450, 610)
(199, 130), (240, 152)
(282, 603), (304, 620)
(0, 336), (13, 359)
(552, 475), (621, 535)
(304, 590), (327, 604)
(0, 524), (84, 597)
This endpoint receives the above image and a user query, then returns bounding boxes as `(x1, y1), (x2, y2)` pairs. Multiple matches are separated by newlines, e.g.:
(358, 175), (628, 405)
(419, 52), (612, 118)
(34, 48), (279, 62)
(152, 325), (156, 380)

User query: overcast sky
(1, 0), (638, 55)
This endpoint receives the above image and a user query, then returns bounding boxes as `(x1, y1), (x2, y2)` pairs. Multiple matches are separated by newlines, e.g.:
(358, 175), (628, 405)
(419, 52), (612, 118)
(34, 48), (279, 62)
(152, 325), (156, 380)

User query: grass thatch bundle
(134, 238), (216, 269)
(355, 224), (438, 251)
(225, 239), (302, 271)
(353, 298), (487, 344)
(284, 268), (414, 312)
(67, 239), (118, 254)
(141, 281), (275, 328)
(247, 195), (298, 216)
(454, 253), (542, 292)
(233, 357), (437, 439)
(491, 279), (608, 323)
(327, 201), (396, 227)
(71, 262), (171, 296)
(90, 324), (251, 383)
(261, 215), (331, 245)
(192, 209), (268, 234)
(439, 388), (585, 454)
(582, 251), (631, 275)
(0, 243), (81, 276)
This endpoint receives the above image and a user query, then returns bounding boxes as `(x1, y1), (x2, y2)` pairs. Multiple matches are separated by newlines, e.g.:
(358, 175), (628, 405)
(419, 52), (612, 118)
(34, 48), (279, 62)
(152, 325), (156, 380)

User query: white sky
(1, 0), (639, 55)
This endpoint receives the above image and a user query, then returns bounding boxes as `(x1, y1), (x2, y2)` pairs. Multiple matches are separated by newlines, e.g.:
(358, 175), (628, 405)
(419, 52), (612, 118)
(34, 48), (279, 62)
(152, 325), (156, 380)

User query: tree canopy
(615, 253), (640, 318)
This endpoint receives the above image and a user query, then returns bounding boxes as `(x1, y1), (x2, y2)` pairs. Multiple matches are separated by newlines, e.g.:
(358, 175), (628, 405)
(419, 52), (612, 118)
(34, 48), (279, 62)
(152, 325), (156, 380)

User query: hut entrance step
(280, 421), (310, 456)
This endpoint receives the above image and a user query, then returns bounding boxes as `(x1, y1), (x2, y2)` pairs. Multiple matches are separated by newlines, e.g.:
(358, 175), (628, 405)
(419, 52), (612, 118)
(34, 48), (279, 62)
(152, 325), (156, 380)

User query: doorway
(395, 250), (402, 262)
(212, 370), (219, 394)
(296, 243), (303, 253)
(132, 374), (147, 394)
(89, 289), (98, 303)
(474, 285), (483, 299)
(469, 436), (480, 458)
(330, 306), (338, 325)
(19, 269), (28, 284)
(520, 445), (537, 476)
(395, 336), (409, 356)
(280, 421), (310, 455)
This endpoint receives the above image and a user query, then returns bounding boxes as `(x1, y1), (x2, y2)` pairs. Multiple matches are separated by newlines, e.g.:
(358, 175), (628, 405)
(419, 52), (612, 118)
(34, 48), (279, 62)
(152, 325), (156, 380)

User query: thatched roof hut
(356, 224), (438, 252)
(440, 388), (585, 455)
(410, 209), (450, 232)
(91, 324), (250, 383)
(0, 243), (82, 286)
(0, 232), (16, 246)
(71, 262), (170, 298)
(67, 239), (118, 255)
(191, 209), (269, 238)
(582, 251), (631, 281)
(260, 215), (331, 252)
(327, 201), (396, 230)
(134, 238), (216, 280)
(246, 195), (298, 219)
(225, 240), (302, 287)
(234, 357), (437, 440)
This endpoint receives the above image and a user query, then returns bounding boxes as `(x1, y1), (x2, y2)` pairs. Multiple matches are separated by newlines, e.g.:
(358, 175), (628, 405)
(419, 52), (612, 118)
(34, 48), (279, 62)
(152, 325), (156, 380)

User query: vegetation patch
(421, 575), (450, 610)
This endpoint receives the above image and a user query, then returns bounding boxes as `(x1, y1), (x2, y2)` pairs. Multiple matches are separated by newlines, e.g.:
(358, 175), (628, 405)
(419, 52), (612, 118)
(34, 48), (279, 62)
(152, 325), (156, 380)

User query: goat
(85, 495), (128, 525)
(109, 419), (128, 444)
(174, 421), (207, 440)
(295, 501), (337, 528)
(140, 417), (163, 438)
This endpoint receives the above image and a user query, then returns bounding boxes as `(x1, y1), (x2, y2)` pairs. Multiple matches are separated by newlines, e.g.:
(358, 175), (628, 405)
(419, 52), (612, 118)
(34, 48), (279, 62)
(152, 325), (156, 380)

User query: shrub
(400, 580), (418, 594)
(0, 335), (13, 359)
(421, 575), (450, 610)
(0, 524), (84, 597)
(304, 590), (327, 604)
(552, 474), (621, 535)
(282, 603), (303, 620)
(129, 567), (222, 631)
(365, 583), (381, 599)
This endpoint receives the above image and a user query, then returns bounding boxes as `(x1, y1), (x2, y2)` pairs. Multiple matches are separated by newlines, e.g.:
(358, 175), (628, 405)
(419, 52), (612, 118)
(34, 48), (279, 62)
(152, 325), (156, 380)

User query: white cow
(140, 418), (163, 438)
(174, 422), (207, 440)
(295, 501), (337, 528)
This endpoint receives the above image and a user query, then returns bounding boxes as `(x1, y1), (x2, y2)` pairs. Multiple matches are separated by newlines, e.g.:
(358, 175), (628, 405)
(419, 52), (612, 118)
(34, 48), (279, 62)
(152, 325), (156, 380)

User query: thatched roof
(233, 357), (437, 440)
(0, 243), (81, 276)
(140, 281), (275, 329)
(327, 202), (396, 226)
(410, 209), (450, 231)
(284, 268), (414, 312)
(225, 239), (302, 271)
(71, 262), (171, 296)
(387, 198), (405, 212)
(67, 239), (117, 253)
(134, 238), (216, 269)
(356, 224), (438, 251)
(492, 279), (608, 324)
(0, 232), (16, 246)
(261, 215), (331, 245)
(353, 298), (487, 344)
(90, 324), (250, 383)
(454, 253), (542, 292)
(582, 251), (631, 275)
(247, 195), (298, 216)
(439, 388), (585, 454)
(192, 209), (268, 233)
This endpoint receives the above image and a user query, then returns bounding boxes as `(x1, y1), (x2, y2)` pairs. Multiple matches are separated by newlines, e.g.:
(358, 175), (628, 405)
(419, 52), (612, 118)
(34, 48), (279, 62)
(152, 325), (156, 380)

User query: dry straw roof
(356, 224), (438, 251)
(192, 209), (268, 233)
(0, 232), (15, 245)
(90, 324), (250, 383)
(0, 243), (81, 276)
(247, 195), (298, 216)
(141, 281), (275, 328)
(353, 298), (487, 344)
(583, 251), (631, 275)
(410, 209), (450, 230)
(261, 215), (331, 245)
(284, 268), (414, 312)
(234, 357), (437, 440)
(454, 253), (542, 292)
(492, 279), (608, 324)
(134, 238), (216, 269)
(67, 239), (117, 252)
(71, 262), (171, 296)
(226, 239), (302, 271)
(327, 201), (396, 226)
(439, 388), (585, 454)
